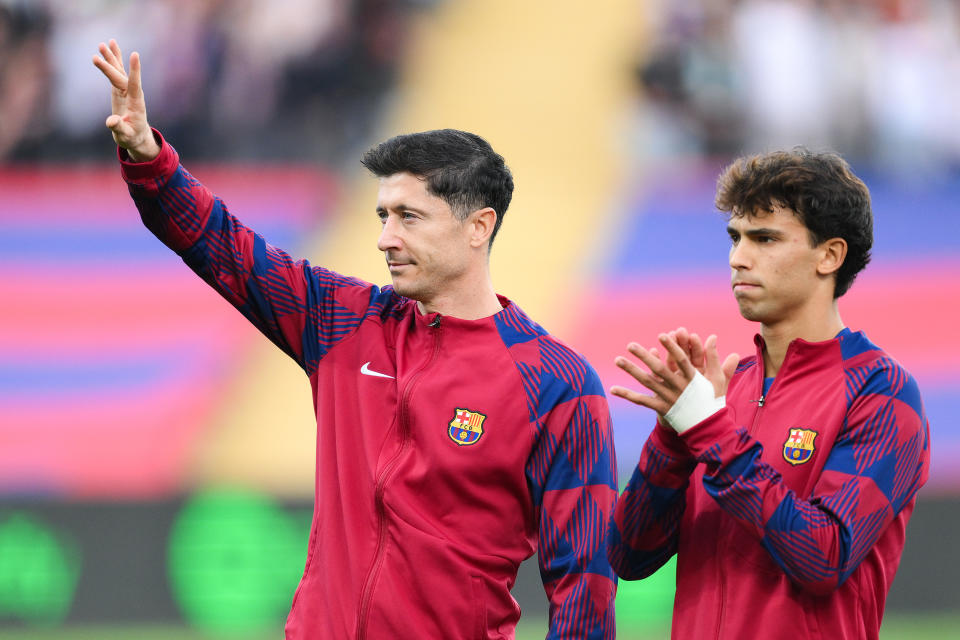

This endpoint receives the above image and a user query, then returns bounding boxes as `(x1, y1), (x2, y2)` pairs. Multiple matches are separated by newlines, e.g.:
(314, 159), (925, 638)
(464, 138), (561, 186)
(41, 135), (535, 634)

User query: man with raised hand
(606, 149), (930, 639)
(94, 39), (617, 639)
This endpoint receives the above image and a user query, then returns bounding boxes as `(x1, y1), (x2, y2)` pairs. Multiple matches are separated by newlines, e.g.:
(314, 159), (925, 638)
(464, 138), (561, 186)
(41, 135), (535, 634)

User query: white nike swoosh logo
(360, 362), (395, 379)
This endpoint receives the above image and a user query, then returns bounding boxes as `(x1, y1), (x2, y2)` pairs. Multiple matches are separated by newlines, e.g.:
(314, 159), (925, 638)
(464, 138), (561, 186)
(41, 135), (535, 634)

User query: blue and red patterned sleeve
(119, 131), (380, 374)
(606, 422), (697, 580)
(529, 342), (618, 640)
(681, 358), (930, 595)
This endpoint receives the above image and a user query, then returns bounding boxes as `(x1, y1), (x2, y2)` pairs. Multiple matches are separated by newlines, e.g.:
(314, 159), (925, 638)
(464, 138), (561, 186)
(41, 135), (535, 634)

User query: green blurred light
(167, 490), (309, 634)
(0, 511), (82, 626)
(615, 556), (676, 632)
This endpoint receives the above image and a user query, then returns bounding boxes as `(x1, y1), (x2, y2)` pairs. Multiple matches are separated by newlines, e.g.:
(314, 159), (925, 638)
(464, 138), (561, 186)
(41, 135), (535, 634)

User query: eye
(377, 211), (387, 223)
(728, 232), (740, 245)
(755, 235), (774, 243)
(401, 211), (418, 221)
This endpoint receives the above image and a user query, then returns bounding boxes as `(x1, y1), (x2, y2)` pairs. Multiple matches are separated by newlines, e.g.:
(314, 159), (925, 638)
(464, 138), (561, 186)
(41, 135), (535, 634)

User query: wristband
(664, 370), (725, 434)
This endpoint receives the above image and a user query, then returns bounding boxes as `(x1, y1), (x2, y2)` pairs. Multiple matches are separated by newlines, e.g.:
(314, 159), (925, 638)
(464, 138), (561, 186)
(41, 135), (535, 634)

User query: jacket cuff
(678, 406), (738, 459)
(649, 420), (694, 459)
(118, 128), (179, 185)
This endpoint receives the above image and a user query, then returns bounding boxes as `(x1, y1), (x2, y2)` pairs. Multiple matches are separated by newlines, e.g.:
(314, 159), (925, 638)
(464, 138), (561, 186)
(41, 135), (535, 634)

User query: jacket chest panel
(316, 317), (536, 547)
(731, 370), (845, 497)
(385, 339), (535, 546)
(309, 326), (401, 494)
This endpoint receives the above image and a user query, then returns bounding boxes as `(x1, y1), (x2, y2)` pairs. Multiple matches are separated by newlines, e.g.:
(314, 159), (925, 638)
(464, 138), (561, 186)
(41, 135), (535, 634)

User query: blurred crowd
(0, 0), (429, 164)
(3, 0), (958, 173)
(634, 0), (960, 174)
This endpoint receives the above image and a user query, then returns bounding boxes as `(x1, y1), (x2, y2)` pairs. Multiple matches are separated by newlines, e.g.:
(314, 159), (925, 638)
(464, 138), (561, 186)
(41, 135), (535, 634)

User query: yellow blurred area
(187, 0), (643, 496)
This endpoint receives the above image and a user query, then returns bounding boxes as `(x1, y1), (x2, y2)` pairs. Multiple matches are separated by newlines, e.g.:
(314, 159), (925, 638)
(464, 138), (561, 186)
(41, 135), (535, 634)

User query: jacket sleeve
(532, 364), (618, 640)
(680, 360), (930, 595)
(120, 130), (382, 374)
(606, 422), (697, 580)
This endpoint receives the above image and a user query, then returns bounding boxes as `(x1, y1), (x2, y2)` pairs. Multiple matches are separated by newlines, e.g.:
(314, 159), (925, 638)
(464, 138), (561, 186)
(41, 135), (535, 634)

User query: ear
(817, 237), (847, 277)
(467, 207), (497, 249)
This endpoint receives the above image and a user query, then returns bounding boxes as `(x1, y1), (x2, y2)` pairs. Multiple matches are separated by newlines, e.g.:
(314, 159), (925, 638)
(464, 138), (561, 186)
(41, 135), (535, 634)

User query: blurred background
(2, 0), (958, 638)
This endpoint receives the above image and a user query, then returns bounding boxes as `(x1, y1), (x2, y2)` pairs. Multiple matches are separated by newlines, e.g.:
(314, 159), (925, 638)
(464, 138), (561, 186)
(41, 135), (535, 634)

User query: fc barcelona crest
(783, 428), (818, 465)
(448, 408), (486, 446)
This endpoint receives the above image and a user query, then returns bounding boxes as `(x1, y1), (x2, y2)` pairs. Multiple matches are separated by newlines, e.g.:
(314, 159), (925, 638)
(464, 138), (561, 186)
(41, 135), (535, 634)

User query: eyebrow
(376, 203), (428, 215)
(727, 225), (784, 238)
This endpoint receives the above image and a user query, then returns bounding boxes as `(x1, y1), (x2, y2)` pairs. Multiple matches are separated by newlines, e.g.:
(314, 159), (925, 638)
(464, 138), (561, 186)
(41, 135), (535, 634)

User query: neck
(416, 278), (503, 320)
(761, 299), (845, 376)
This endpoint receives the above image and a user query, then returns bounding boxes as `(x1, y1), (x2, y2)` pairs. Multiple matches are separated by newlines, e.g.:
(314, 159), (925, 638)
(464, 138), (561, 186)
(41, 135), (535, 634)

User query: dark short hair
(361, 129), (514, 246)
(715, 148), (873, 297)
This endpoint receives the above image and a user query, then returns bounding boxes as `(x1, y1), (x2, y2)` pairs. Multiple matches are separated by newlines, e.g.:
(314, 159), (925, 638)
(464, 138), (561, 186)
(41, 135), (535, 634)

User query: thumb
(105, 114), (137, 150)
(721, 353), (739, 383)
(704, 334), (719, 373)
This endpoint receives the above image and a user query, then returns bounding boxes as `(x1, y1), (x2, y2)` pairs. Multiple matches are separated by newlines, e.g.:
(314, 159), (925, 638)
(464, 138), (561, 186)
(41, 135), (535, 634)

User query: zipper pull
(428, 315), (441, 328)
(751, 395), (765, 407)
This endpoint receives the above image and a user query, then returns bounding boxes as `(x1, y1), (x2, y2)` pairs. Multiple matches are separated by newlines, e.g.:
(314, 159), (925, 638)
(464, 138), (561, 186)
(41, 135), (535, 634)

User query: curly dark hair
(715, 148), (873, 297)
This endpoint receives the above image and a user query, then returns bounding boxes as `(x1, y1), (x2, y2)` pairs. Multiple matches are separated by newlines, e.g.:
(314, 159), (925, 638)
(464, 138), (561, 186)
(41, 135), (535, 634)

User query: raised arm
(92, 39), (160, 162)
(92, 40), (386, 373)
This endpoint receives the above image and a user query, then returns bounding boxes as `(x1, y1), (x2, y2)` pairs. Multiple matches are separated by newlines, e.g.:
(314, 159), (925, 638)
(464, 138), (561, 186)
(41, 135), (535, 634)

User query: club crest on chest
(783, 427), (818, 465)
(448, 408), (486, 446)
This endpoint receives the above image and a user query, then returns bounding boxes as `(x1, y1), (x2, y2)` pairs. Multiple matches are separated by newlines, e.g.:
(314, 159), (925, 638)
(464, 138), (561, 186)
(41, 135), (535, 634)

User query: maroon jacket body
(608, 331), (930, 639)
(121, 134), (618, 639)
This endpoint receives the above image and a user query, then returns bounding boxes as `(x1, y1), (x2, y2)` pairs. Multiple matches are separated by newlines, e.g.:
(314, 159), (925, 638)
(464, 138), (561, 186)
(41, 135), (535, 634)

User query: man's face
(727, 204), (826, 325)
(376, 172), (473, 302)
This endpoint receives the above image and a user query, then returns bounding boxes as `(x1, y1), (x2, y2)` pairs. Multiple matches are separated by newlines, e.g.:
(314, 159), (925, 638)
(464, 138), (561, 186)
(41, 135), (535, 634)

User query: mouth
(732, 281), (760, 293)
(387, 261), (413, 273)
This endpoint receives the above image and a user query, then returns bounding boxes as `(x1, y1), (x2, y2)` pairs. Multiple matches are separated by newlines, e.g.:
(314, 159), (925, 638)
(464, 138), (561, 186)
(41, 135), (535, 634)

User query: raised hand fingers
(673, 328), (690, 359)
(127, 51), (143, 100)
(103, 39), (125, 74)
(110, 39), (124, 71)
(617, 346), (668, 393)
(721, 353), (739, 382)
(687, 332), (705, 369)
(613, 338), (693, 416)
(703, 334), (739, 397)
(658, 333), (697, 381)
(93, 43), (127, 89)
(667, 327), (706, 372)
(609, 385), (670, 414)
(704, 334), (720, 375)
(666, 329), (686, 373)
(626, 342), (682, 389)
(96, 41), (123, 74)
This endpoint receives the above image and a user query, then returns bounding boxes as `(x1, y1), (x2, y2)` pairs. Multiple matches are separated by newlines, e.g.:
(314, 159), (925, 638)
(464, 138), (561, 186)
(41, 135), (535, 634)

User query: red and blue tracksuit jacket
(608, 330), (930, 639)
(119, 133), (618, 639)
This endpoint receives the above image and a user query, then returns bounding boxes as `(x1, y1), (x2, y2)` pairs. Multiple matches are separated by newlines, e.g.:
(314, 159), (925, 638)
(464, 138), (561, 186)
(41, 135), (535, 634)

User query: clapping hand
(611, 328), (739, 425)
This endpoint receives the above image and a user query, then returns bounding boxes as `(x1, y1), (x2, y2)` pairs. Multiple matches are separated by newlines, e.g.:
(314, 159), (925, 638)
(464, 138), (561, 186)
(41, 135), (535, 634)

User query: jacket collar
(752, 327), (853, 373)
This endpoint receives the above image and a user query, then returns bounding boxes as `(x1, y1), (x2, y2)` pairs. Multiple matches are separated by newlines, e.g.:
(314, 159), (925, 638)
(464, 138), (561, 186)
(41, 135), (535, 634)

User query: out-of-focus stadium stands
(1, 0), (419, 164)
(1, 0), (958, 637)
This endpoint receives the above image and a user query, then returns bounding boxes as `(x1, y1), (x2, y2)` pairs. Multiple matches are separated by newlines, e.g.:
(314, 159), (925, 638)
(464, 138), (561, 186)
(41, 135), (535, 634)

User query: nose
(377, 215), (401, 253)
(729, 240), (751, 270)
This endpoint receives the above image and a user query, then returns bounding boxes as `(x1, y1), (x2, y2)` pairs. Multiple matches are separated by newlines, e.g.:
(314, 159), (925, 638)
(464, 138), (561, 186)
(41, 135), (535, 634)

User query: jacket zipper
(355, 316), (443, 639)
(716, 345), (775, 637)
(751, 341), (787, 434)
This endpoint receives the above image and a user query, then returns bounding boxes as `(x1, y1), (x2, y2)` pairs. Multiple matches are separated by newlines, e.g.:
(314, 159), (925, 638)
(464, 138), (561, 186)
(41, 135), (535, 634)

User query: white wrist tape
(664, 370), (726, 434)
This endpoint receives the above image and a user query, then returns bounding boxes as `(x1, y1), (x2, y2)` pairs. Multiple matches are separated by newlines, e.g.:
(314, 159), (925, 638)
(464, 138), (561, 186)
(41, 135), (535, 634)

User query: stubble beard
(391, 279), (420, 301)
(391, 273), (433, 303)
(736, 297), (765, 323)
